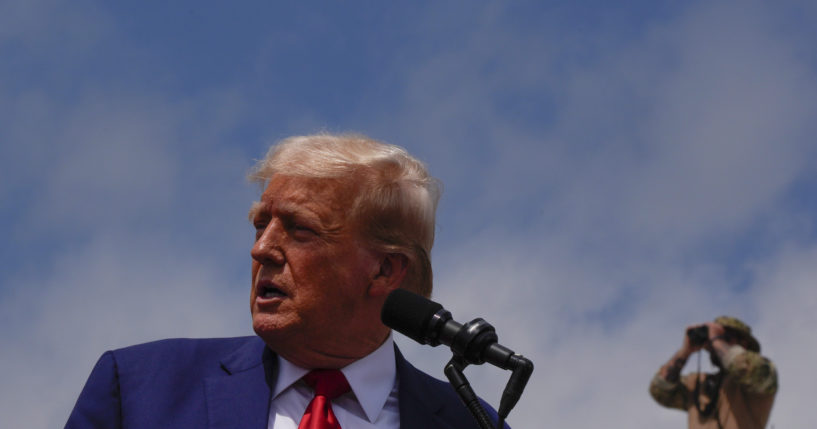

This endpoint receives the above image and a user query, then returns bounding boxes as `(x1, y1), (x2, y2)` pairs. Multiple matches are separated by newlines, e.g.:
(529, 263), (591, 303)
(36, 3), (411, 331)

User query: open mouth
(259, 285), (287, 299)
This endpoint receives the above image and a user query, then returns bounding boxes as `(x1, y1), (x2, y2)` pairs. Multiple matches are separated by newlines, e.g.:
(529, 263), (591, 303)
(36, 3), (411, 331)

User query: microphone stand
(441, 318), (534, 429)
(444, 355), (497, 429)
(381, 290), (533, 428)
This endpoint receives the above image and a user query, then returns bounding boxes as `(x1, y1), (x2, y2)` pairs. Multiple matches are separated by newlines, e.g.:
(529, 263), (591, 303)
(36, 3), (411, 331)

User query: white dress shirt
(267, 333), (401, 428)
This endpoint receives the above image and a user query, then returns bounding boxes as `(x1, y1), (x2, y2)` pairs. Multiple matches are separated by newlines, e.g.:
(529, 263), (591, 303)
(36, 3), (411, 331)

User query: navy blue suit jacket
(66, 336), (506, 429)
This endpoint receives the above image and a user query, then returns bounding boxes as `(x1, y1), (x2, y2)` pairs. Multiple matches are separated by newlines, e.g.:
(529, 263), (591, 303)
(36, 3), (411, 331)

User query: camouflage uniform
(649, 317), (778, 429)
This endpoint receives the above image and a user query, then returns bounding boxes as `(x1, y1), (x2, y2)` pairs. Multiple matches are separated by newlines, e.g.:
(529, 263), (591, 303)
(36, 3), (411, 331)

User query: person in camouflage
(649, 316), (778, 429)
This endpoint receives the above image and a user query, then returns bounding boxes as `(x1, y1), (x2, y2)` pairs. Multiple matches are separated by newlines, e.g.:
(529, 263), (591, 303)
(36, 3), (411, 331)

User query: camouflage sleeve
(649, 371), (689, 410)
(723, 345), (778, 395)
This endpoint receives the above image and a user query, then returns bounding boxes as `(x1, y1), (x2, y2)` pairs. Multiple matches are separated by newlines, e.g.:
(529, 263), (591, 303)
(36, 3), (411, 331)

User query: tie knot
(302, 369), (351, 400)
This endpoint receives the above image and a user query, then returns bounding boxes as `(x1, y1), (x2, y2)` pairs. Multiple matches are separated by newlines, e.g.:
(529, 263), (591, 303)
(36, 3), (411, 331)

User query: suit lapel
(395, 347), (459, 429)
(205, 337), (277, 429)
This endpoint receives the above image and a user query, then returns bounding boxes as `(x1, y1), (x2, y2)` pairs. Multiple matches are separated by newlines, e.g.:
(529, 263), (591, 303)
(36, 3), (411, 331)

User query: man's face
(249, 175), (382, 366)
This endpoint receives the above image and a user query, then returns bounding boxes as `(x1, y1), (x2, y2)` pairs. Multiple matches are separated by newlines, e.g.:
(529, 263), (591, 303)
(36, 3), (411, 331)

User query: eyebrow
(275, 202), (323, 225)
(248, 200), (325, 228)
(247, 201), (263, 221)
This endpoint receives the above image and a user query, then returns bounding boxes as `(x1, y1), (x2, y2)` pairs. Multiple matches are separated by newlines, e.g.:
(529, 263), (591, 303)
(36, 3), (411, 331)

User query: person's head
(713, 316), (760, 352)
(707, 316), (760, 368)
(247, 133), (441, 367)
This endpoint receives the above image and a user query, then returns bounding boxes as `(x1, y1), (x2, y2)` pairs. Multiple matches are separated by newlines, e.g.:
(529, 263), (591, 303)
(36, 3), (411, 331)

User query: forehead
(254, 175), (357, 221)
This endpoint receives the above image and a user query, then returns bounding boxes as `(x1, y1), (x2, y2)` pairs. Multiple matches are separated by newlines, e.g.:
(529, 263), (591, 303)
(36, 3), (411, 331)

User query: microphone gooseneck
(381, 288), (534, 426)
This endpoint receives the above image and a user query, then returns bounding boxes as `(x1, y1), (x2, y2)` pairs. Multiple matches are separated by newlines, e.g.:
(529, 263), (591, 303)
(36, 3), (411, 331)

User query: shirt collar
(272, 333), (397, 423)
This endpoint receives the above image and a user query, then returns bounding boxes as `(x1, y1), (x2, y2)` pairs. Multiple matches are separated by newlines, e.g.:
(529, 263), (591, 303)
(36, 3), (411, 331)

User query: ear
(368, 253), (409, 297)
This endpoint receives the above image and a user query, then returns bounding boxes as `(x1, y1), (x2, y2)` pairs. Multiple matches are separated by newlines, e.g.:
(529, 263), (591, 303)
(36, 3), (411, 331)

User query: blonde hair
(248, 133), (441, 297)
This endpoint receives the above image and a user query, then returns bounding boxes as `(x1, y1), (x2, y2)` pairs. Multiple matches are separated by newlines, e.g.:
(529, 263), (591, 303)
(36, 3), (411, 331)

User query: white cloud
(0, 231), (251, 428)
(396, 1), (817, 427)
(751, 243), (817, 428)
(1, 6), (256, 426)
(34, 96), (178, 228)
(3, 1), (817, 428)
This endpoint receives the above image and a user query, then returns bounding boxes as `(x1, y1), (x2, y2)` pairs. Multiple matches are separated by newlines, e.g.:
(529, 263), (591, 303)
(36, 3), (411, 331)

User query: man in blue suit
(66, 133), (506, 428)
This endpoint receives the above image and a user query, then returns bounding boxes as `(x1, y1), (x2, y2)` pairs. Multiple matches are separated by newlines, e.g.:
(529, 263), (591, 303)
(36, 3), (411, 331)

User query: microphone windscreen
(381, 288), (442, 345)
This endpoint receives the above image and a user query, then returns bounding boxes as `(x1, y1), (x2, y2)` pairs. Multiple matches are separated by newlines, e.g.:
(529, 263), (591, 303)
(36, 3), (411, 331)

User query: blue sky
(2, 1), (816, 427)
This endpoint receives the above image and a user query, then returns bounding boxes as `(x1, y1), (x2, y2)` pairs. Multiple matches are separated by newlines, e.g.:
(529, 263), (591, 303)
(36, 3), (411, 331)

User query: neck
(267, 329), (391, 369)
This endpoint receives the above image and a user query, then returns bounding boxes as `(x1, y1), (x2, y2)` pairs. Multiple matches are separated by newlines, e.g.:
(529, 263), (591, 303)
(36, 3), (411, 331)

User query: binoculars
(687, 326), (709, 347)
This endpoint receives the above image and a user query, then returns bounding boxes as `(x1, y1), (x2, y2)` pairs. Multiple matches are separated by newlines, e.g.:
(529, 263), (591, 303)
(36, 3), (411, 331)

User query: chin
(252, 314), (297, 342)
(252, 313), (278, 334)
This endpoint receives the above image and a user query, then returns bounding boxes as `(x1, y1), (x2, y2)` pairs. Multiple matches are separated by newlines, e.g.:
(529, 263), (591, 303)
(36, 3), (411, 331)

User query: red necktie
(298, 369), (351, 429)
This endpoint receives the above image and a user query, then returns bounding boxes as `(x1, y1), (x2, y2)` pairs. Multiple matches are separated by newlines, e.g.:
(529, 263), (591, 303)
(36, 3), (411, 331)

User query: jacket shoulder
(66, 336), (264, 429)
(115, 336), (258, 357)
(110, 336), (261, 378)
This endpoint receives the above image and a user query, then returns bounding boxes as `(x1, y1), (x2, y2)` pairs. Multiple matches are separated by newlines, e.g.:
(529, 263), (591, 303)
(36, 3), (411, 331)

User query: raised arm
(648, 324), (705, 410)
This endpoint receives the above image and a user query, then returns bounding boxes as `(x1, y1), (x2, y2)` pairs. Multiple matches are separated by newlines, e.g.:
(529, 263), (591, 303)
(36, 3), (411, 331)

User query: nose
(251, 219), (286, 266)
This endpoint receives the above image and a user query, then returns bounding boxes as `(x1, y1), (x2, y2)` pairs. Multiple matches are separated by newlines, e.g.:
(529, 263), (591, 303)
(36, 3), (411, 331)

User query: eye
(253, 219), (268, 239)
(291, 223), (316, 239)
(278, 213), (319, 241)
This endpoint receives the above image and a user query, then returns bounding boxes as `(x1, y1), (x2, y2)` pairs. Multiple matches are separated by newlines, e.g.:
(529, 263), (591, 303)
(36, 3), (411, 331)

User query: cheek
(250, 261), (261, 296)
(289, 244), (375, 300)
(297, 258), (356, 301)
(251, 260), (261, 277)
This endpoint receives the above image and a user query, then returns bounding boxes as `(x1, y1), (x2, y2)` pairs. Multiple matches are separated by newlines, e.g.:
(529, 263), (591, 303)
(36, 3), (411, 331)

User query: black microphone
(381, 288), (533, 419)
(381, 288), (514, 367)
